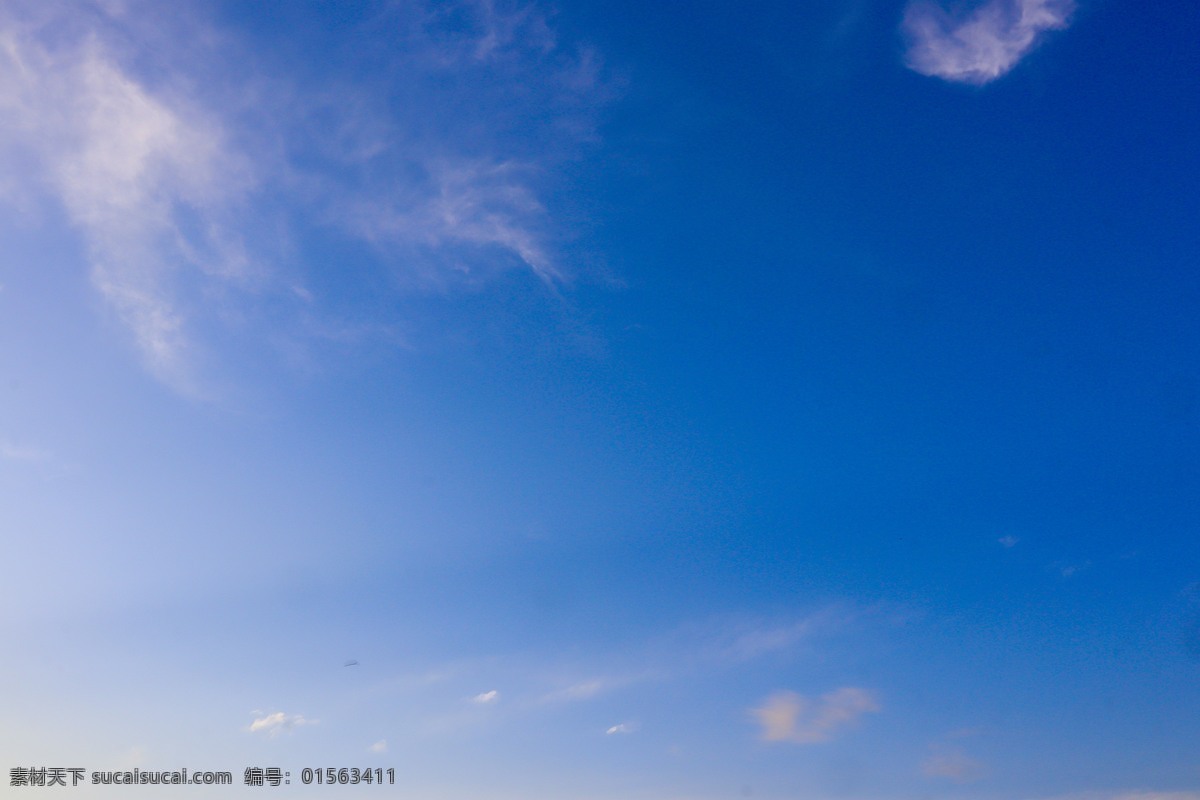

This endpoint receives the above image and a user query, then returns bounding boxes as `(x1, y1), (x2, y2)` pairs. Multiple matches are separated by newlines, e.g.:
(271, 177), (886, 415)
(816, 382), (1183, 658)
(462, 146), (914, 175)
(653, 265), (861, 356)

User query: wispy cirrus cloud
(346, 158), (559, 285)
(0, 0), (611, 395)
(0, 2), (256, 394)
(704, 612), (836, 663)
(437, 606), (879, 714)
(657, 605), (865, 669)
(901, 0), (1075, 85)
(750, 687), (880, 744)
(539, 676), (631, 704)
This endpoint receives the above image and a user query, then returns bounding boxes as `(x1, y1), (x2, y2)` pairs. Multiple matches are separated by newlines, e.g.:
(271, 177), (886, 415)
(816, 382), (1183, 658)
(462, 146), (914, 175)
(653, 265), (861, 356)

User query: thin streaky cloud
(0, 440), (52, 462)
(471, 690), (500, 704)
(540, 678), (610, 703)
(534, 672), (659, 705)
(675, 605), (862, 667)
(901, 0), (1075, 85)
(368, 740), (387, 754)
(717, 617), (824, 662)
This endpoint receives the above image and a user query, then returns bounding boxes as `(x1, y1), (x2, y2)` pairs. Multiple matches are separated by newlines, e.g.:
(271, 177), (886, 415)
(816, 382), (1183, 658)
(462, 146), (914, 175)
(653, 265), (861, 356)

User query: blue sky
(2, 0), (1198, 798)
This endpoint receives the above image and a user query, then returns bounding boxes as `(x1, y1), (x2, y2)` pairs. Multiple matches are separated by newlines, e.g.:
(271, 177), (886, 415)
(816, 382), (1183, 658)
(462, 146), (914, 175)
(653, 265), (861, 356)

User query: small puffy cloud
(921, 746), (986, 781)
(999, 535), (1019, 548)
(606, 723), (636, 735)
(368, 740), (387, 754)
(901, 0), (1075, 85)
(248, 711), (315, 736)
(471, 690), (499, 704)
(750, 687), (880, 744)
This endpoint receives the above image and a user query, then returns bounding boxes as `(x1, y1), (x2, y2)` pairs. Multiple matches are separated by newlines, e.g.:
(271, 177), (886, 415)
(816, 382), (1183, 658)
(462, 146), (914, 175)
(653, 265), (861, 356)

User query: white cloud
(471, 689), (500, 704)
(248, 711), (315, 736)
(999, 535), (1019, 547)
(0, 2), (257, 394)
(606, 722), (636, 735)
(368, 740), (387, 754)
(0, 0), (610, 395)
(750, 687), (880, 744)
(349, 159), (558, 285)
(901, 0), (1075, 85)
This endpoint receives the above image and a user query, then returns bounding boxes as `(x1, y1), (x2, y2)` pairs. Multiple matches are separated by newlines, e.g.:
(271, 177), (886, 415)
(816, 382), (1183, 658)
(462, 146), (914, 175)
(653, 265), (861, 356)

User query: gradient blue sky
(2, 1), (1199, 798)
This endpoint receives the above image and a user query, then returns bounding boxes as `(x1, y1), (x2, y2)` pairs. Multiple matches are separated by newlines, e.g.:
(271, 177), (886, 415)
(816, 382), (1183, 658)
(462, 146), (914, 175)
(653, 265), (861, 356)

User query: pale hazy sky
(3, 1), (1199, 798)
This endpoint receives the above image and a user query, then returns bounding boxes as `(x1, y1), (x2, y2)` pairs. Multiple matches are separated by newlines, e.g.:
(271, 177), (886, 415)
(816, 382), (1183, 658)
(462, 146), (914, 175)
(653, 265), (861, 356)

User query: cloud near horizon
(901, 0), (1075, 85)
(750, 687), (880, 744)
(1032, 794), (1200, 800)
